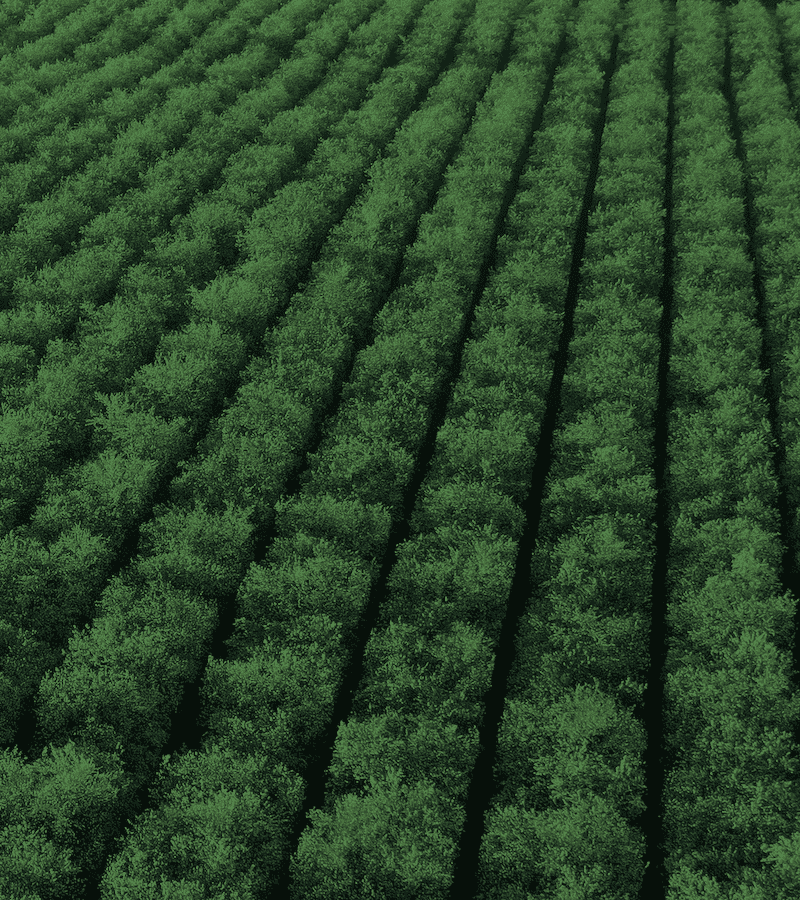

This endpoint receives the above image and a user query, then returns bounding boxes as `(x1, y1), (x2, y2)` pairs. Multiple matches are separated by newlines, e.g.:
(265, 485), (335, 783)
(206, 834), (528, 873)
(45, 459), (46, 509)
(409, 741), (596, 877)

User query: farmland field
(2, 0), (800, 897)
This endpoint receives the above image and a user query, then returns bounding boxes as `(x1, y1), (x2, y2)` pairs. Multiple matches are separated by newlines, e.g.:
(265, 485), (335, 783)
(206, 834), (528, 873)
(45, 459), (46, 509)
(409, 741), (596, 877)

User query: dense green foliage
(1, 0), (800, 898)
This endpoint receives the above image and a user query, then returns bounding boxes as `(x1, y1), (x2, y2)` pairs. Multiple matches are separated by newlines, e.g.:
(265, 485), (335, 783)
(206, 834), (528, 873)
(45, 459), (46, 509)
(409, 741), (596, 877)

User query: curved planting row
(0, 0), (460, 749)
(659, 1), (800, 897)
(89, 0), (564, 895)
(0, 0), (491, 894)
(472, 0), (667, 895)
(733, 0), (800, 889)
(0, 0), (381, 538)
(275, 0), (624, 895)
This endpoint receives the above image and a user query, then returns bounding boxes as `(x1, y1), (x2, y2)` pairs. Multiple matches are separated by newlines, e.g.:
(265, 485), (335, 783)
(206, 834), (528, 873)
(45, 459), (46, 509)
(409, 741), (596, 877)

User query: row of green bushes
(659, 1), (800, 897)
(474, 0), (666, 895)
(0, 0), (498, 893)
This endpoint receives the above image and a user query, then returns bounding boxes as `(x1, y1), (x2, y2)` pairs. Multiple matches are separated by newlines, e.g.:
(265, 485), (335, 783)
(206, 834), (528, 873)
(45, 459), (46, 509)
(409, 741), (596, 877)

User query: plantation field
(2, 0), (800, 897)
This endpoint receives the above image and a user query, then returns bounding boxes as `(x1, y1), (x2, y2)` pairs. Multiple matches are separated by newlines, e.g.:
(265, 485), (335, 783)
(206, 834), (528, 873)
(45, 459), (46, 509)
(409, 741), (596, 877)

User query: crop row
(0, 0), (515, 893)
(748, 4), (800, 628)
